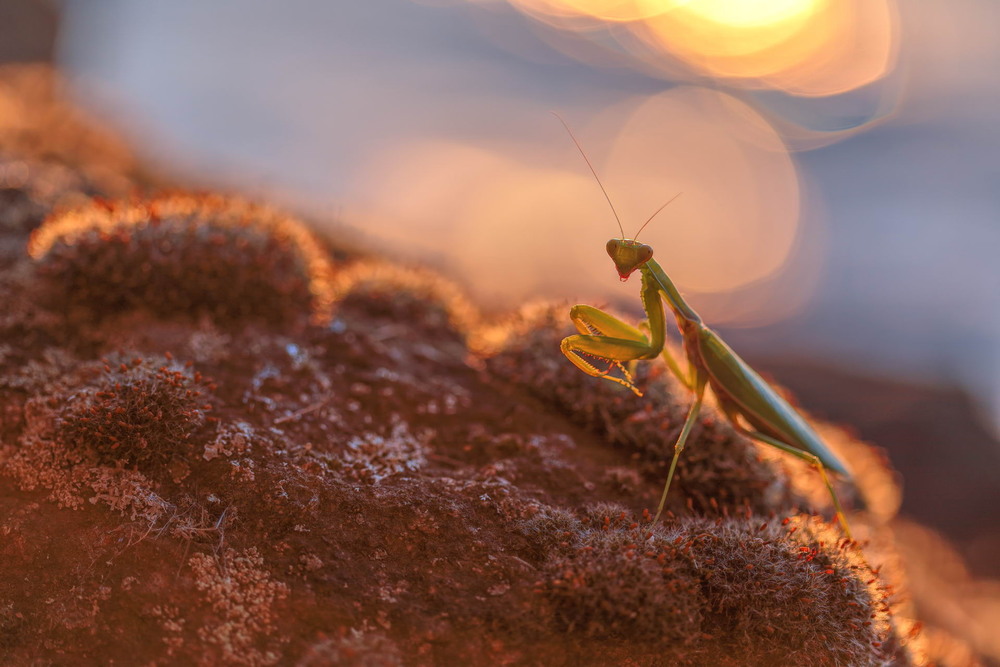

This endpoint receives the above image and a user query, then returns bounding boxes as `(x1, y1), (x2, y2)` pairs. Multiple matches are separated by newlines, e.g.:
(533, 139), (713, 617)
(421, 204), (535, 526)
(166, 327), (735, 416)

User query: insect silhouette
(554, 114), (857, 536)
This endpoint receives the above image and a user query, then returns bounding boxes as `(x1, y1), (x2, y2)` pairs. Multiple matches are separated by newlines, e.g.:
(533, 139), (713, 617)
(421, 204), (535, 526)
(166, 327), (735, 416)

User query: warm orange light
(600, 88), (803, 296)
(348, 138), (613, 306)
(675, 0), (819, 28)
(640, 0), (897, 95)
(499, 0), (898, 97)
(505, 0), (676, 23)
(348, 88), (817, 325)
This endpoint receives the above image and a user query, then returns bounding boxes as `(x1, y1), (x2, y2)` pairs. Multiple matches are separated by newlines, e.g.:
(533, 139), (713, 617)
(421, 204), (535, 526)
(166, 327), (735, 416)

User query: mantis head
(549, 113), (674, 282)
(607, 238), (653, 282)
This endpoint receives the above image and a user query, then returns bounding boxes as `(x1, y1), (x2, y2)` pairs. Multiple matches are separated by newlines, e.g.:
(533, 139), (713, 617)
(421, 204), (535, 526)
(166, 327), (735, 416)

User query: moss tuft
(536, 508), (705, 642)
(515, 505), (582, 560)
(55, 354), (214, 468)
(678, 515), (892, 666)
(523, 505), (894, 664)
(330, 260), (478, 342)
(580, 502), (637, 533)
(28, 193), (336, 326)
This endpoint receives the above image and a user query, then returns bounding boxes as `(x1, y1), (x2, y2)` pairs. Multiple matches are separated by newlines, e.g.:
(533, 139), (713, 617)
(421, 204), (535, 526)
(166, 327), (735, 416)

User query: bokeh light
(505, 0), (672, 23)
(602, 87), (800, 293)
(350, 87), (815, 324)
(499, 0), (899, 96)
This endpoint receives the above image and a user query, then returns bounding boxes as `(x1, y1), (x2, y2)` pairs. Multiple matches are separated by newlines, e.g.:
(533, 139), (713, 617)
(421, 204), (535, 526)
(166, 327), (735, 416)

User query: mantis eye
(606, 239), (621, 257)
(636, 244), (653, 264)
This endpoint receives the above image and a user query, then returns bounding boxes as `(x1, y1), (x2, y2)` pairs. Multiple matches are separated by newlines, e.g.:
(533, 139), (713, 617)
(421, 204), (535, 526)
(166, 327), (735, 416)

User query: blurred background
(5, 0), (999, 576)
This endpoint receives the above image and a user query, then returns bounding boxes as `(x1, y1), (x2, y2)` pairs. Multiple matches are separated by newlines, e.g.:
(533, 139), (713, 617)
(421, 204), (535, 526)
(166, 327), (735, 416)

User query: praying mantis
(555, 116), (857, 537)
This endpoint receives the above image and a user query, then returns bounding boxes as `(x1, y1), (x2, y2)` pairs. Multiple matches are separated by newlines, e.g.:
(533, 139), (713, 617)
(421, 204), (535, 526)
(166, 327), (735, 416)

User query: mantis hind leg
(728, 424), (854, 540)
(651, 372), (708, 525)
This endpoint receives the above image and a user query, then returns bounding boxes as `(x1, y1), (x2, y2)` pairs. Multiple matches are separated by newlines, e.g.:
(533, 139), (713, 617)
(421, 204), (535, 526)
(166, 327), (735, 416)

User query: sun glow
(676, 0), (819, 29)
(505, 0), (675, 23)
(499, 0), (898, 96)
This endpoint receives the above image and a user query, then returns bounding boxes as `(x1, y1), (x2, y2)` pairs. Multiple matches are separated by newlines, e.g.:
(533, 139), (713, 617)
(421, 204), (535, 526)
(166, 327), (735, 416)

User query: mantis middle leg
(652, 370), (708, 524)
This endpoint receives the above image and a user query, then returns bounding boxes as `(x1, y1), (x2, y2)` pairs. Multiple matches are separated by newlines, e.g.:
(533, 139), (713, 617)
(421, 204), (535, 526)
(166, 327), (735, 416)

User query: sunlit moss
(678, 515), (893, 665)
(537, 526), (706, 641)
(330, 259), (479, 341)
(28, 193), (336, 325)
(529, 507), (896, 664)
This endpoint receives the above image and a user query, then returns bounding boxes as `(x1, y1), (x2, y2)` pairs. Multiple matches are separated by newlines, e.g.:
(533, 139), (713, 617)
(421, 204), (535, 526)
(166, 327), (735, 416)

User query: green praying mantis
(555, 116), (858, 538)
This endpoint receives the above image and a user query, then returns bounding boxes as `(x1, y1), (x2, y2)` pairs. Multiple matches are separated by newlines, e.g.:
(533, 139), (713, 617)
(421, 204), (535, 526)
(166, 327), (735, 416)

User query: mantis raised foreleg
(555, 115), (857, 537)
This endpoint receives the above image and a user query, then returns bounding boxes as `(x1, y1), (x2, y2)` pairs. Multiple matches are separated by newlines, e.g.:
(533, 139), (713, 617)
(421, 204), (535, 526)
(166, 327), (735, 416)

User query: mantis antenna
(633, 192), (682, 242)
(551, 112), (625, 240)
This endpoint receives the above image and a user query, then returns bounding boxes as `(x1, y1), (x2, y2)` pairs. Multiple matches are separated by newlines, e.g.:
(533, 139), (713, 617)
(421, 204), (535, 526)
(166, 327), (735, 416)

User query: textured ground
(0, 64), (983, 666)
